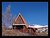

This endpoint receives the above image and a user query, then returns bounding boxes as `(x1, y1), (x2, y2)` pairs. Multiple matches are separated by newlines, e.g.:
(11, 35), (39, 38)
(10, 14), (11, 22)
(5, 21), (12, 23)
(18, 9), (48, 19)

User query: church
(12, 13), (29, 33)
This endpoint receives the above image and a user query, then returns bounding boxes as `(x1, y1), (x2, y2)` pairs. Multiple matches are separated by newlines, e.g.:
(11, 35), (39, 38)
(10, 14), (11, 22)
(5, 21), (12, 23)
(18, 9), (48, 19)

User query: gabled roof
(13, 13), (28, 27)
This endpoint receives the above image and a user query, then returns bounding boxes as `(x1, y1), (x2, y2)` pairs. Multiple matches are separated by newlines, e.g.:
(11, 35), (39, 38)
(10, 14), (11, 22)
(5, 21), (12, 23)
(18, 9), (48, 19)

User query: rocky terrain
(2, 28), (48, 36)
(2, 30), (33, 36)
(2, 24), (48, 36)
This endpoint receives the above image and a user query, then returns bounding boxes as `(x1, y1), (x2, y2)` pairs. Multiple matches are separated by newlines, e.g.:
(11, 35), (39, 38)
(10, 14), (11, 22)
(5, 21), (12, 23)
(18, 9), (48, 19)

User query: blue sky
(2, 2), (48, 26)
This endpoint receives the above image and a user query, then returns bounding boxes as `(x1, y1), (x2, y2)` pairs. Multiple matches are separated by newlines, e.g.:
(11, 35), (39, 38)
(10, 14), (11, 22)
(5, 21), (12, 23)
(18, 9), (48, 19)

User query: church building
(12, 13), (29, 33)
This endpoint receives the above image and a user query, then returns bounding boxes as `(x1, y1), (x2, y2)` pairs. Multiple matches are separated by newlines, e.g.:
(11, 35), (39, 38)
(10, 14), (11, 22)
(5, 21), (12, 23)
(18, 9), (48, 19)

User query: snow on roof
(28, 26), (35, 28)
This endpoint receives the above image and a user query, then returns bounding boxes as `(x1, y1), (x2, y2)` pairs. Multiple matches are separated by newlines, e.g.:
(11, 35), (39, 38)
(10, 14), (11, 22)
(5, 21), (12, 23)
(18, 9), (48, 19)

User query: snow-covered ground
(29, 24), (48, 34)
(29, 24), (48, 28)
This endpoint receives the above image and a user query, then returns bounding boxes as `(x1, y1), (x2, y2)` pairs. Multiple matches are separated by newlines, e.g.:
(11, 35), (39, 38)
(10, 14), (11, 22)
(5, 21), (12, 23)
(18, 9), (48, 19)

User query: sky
(2, 2), (48, 26)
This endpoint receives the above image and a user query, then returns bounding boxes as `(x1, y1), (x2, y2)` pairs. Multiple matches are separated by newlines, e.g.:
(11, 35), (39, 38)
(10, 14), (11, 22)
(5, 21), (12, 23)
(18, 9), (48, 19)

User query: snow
(8, 25), (12, 28)
(29, 24), (48, 28)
